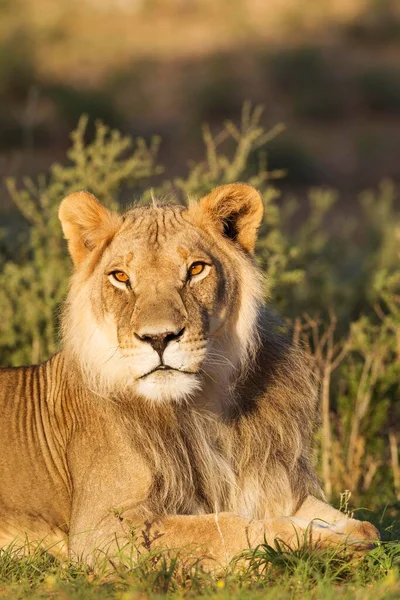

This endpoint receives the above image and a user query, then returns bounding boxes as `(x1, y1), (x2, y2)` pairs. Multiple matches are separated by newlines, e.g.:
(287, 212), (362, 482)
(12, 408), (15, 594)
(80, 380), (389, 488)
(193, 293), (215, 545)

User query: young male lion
(0, 183), (378, 567)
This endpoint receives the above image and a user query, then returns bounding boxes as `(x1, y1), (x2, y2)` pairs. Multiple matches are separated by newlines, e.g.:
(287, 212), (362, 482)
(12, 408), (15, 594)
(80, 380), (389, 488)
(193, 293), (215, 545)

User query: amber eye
(189, 262), (205, 277)
(112, 271), (129, 283)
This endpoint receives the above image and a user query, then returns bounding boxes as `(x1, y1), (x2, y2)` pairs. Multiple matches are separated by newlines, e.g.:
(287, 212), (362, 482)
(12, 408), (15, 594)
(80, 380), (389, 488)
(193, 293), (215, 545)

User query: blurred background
(1, 0), (400, 207)
(1, 0), (400, 517)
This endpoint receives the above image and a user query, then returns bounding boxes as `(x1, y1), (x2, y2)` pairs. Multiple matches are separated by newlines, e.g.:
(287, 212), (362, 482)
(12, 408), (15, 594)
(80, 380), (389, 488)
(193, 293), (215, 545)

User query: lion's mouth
(139, 365), (197, 379)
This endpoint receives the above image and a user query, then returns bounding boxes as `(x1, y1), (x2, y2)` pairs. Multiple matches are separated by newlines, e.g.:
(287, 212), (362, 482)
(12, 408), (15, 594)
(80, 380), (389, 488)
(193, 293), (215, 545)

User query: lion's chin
(135, 370), (201, 404)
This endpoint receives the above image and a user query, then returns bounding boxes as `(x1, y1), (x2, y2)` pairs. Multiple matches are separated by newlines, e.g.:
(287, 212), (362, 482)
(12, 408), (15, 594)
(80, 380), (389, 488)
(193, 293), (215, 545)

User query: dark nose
(136, 328), (185, 359)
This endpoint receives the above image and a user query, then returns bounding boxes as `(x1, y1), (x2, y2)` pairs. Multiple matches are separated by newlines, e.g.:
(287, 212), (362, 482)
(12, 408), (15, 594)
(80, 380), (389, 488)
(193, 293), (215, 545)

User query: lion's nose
(136, 328), (185, 359)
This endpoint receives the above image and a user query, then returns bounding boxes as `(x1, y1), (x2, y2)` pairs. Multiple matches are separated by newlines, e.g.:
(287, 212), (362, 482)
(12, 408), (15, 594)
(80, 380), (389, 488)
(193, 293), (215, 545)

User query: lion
(0, 183), (378, 568)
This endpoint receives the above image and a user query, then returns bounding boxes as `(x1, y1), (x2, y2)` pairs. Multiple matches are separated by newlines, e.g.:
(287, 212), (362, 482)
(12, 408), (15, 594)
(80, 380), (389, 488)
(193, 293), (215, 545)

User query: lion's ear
(59, 191), (122, 267)
(197, 183), (263, 253)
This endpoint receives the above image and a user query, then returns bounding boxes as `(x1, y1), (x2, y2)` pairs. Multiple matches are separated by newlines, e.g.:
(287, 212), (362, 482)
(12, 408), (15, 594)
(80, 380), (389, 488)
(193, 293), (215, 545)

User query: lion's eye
(112, 271), (129, 283)
(189, 262), (205, 277)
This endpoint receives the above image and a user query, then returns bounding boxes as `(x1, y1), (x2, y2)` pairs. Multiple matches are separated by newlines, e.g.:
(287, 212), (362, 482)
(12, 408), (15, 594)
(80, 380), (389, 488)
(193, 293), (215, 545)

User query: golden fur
(0, 184), (378, 567)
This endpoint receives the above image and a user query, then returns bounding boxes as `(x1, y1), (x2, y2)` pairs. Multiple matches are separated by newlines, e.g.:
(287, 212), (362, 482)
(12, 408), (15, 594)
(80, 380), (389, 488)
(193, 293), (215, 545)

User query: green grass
(0, 531), (398, 599)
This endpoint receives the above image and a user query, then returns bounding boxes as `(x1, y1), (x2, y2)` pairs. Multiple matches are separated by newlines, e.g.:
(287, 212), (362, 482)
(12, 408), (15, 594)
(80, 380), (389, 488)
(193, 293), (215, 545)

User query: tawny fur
(0, 183), (378, 568)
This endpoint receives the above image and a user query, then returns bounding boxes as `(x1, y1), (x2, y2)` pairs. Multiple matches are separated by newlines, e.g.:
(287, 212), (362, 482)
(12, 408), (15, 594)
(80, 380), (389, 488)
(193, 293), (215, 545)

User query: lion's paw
(287, 516), (379, 554)
(332, 518), (379, 551)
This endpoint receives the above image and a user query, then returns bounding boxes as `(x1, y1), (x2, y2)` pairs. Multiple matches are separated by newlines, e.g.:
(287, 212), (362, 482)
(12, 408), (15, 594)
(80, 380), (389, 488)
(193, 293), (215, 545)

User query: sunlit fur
(61, 203), (265, 406)
(109, 316), (322, 522)
(59, 187), (321, 520)
(0, 185), (378, 564)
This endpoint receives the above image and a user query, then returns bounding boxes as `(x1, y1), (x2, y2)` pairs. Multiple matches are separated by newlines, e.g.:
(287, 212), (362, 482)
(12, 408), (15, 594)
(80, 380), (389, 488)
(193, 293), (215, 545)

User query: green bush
(1, 103), (399, 510)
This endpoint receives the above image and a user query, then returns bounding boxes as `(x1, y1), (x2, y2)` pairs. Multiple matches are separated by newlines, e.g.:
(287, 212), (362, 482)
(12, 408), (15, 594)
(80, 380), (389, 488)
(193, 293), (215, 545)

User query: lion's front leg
(68, 503), (378, 571)
(68, 510), (271, 569)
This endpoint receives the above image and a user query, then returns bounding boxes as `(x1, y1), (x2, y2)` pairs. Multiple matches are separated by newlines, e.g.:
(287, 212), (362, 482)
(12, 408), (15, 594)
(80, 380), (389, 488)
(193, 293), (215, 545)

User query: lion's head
(59, 184), (264, 404)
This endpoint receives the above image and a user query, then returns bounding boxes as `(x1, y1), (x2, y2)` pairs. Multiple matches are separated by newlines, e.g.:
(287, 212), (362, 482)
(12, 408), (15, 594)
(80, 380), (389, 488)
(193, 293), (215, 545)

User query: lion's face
(60, 184), (264, 403)
(83, 205), (235, 403)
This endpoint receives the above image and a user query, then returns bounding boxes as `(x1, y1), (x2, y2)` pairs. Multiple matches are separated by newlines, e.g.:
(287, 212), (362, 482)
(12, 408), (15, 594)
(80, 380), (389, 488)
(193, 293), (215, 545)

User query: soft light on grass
(0, 533), (398, 600)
